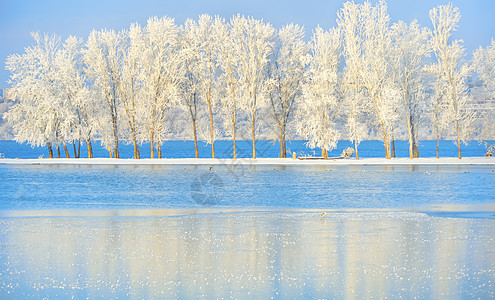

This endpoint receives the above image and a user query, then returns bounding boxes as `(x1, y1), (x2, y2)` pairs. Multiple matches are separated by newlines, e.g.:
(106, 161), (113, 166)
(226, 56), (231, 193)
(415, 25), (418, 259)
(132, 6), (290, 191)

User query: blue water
(0, 139), (492, 159)
(1, 164), (494, 212)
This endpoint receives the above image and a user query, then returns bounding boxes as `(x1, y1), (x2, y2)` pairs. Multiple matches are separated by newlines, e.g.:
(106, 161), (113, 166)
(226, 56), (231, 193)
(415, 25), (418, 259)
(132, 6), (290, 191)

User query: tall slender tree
(177, 25), (202, 158)
(390, 20), (431, 159)
(298, 27), (342, 159)
(85, 29), (122, 158)
(218, 19), (241, 158)
(185, 15), (224, 158)
(429, 3), (475, 159)
(139, 17), (180, 158)
(231, 15), (274, 159)
(267, 24), (308, 158)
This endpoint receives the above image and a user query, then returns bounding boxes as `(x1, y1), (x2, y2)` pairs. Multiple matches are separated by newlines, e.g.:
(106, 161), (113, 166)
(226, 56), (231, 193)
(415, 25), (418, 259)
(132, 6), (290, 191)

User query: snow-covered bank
(1, 156), (494, 165)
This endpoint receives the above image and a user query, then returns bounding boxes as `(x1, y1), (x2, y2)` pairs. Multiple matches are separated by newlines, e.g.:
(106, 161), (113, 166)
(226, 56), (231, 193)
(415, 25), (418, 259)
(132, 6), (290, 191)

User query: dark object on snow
(340, 147), (354, 158)
(298, 147), (355, 160)
(298, 156), (326, 160)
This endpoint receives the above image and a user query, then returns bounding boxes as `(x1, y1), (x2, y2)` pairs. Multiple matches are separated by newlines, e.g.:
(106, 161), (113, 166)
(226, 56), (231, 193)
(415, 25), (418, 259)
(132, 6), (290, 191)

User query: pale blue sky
(1, 0), (494, 88)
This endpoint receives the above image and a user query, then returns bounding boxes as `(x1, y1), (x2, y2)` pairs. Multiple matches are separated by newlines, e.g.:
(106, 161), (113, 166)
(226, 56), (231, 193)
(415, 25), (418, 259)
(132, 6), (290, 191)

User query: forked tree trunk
(322, 148), (328, 160)
(380, 122), (391, 159)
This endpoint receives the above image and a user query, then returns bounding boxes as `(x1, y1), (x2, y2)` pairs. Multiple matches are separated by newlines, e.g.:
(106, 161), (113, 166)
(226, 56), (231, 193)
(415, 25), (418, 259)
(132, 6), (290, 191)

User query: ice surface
(0, 163), (494, 298)
(0, 211), (494, 299)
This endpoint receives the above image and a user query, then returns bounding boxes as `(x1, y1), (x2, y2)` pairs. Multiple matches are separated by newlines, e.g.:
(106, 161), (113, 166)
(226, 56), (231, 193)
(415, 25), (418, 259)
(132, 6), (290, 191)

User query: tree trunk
(406, 114), (413, 159)
(251, 115), (256, 159)
(380, 122), (391, 159)
(456, 119), (462, 159)
(87, 139), (93, 159)
(192, 120), (199, 159)
(157, 141), (162, 159)
(77, 139), (81, 158)
(412, 142), (420, 158)
(354, 142), (359, 160)
(62, 140), (70, 158)
(132, 131), (140, 159)
(150, 131), (154, 159)
(283, 138), (286, 158)
(207, 99), (215, 159)
(56, 143), (61, 158)
(47, 143), (54, 159)
(391, 139), (396, 158)
(72, 140), (77, 158)
(436, 136), (440, 159)
(410, 121), (419, 158)
(111, 110), (119, 159)
(279, 126), (285, 158)
(322, 148), (328, 160)
(232, 121), (237, 159)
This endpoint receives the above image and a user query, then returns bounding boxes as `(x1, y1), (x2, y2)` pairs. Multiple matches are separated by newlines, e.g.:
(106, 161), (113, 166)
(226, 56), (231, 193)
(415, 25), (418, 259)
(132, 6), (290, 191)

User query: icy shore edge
(1, 157), (494, 165)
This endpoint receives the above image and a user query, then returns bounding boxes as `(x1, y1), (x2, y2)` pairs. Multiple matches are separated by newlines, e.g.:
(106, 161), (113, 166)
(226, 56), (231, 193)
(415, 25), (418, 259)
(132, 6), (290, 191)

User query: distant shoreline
(1, 157), (494, 165)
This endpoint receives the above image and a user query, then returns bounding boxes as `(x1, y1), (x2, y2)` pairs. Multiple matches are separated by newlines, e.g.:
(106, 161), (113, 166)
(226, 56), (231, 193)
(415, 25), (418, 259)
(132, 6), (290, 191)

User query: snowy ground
(1, 156), (495, 165)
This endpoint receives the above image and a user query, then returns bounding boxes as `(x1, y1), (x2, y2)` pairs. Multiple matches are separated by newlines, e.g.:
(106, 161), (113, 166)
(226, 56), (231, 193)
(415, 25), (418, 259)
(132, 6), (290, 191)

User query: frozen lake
(0, 163), (494, 298)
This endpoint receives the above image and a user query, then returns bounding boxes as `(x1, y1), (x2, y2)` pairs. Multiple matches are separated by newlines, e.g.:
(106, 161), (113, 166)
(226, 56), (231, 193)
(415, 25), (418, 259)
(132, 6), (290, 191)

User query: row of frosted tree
(4, 1), (495, 159)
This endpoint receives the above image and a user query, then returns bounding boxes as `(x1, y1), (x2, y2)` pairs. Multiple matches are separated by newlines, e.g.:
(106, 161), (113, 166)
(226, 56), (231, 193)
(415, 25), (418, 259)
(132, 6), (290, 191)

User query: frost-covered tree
(114, 23), (143, 159)
(298, 27), (342, 159)
(184, 15), (224, 158)
(5, 33), (63, 158)
(267, 24), (307, 158)
(84, 29), (123, 158)
(338, 3), (368, 160)
(339, 0), (400, 159)
(473, 40), (495, 92)
(231, 15), (274, 159)
(472, 40), (495, 141)
(138, 17), (181, 158)
(176, 25), (202, 158)
(390, 20), (431, 159)
(218, 19), (241, 158)
(429, 3), (475, 159)
(428, 77), (449, 158)
(53, 35), (93, 158)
